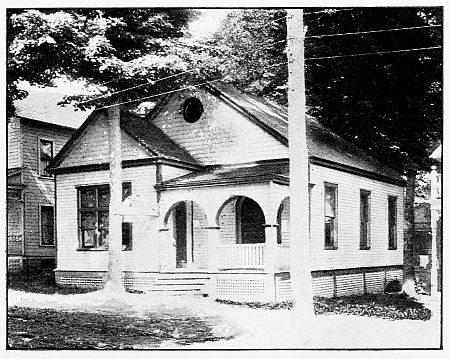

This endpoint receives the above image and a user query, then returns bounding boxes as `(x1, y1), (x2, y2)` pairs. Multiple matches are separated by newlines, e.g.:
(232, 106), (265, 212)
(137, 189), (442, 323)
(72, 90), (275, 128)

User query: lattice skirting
(56, 271), (158, 291)
(215, 275), (267, 302)
(8, 257), (24, 272)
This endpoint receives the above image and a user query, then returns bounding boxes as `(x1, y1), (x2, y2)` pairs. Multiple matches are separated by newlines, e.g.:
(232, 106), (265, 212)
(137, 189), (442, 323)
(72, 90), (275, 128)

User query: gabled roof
(49, 110), (200, 170)
(121, 112), (200, 166)
(13, 87), (90, 129)
(204, 81), (403, 182)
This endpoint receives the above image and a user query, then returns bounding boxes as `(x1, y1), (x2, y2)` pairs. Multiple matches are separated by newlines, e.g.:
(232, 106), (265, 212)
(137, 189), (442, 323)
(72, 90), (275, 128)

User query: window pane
(325, 186), (336, 217)
(80, 211), (96, 229)
(388, 197), (397, 248)
(41, 206), (54, 245)
(81, 189), (96, 208)
(83, 229), (95, 247)
(122, 222), (132, 250)
(122, 183), (132, 201)
(98, 187), (110, 208)
(98, 211), (109, 229)
(325, 217), (334, 247)
(39, 140), (53, 176)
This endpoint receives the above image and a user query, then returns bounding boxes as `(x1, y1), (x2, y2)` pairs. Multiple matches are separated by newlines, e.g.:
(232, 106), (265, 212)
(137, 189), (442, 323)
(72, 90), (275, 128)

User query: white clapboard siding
(8, 117), (22, 168)
(152, 89), (288, 165)
(56, 166), (159, 272)
(60, 112), (150, 168)
(309, 164), (404, 271)
(336, 273), (365, 296)
(365, 271), (386, 293)
(312, 276), (335, 297)
(161, 164), (192, 181)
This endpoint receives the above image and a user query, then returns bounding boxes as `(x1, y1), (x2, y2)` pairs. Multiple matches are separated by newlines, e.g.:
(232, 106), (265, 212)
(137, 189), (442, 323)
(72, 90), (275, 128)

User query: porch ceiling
(157, 159), (289, 190)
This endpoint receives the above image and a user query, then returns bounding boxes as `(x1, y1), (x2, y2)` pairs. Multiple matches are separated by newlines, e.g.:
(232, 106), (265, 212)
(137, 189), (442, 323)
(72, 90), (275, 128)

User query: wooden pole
(104, 102), (125, 292)
(287, 9), (314, 317)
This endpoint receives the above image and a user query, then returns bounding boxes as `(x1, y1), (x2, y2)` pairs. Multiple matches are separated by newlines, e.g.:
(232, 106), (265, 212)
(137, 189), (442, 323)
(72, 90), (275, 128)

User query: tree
(8, 8), (199, 292)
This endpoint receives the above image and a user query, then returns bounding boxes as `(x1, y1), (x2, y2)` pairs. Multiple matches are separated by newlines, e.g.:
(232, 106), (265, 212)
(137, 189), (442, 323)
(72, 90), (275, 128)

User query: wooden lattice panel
(8, 257), (23, 272)
(216, 278), (265, 301)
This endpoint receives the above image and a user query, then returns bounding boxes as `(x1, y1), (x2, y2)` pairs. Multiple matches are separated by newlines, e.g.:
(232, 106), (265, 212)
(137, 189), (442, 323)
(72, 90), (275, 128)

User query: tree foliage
(7, 8), (200, 114)
(207, 8), (442, 171)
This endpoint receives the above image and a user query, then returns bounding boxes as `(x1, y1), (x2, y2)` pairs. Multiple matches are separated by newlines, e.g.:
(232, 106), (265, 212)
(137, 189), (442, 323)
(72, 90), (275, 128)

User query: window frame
(77, 182), (132, 251)
(388, 195), (398, 250)
(324, 182), (338, 249)
(359, 189), (371, 250)
(38, 137), (54, 178)
(39, 204), (55, 246)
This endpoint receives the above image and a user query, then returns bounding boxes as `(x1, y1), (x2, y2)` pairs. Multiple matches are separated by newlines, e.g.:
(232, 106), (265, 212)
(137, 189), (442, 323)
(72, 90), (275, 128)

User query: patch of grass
(217, 293), (431, 321)
(8, 306), (227, 349)
(8, 269), (96, 295)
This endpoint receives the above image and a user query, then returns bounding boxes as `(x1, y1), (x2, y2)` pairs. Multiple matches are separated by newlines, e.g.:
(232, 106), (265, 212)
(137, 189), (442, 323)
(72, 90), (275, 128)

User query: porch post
(206, 226), (220, 271)
(264, 224), (278, 273)
(206, 226), (220, 299)
(158, 228), (170, 272)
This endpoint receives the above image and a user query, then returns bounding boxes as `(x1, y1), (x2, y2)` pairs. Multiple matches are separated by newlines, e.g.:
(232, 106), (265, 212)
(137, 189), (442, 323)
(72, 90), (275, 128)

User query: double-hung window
(39, 139), (54, 177)
(78, 183), (132, 250)
(324, 183), (338, 248)
(388, 196), (397, 249)
(360, 190), (371, 249)
(40, 205), (55, 246)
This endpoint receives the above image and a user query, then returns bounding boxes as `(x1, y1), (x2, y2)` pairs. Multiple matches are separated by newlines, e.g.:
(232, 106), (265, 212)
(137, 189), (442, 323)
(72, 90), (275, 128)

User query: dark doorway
(236, 197), (266, 244)
(174, 201), (187, 268)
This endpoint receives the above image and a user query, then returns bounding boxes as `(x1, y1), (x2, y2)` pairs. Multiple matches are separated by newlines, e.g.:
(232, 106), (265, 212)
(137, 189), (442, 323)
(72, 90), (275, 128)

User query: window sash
(39, 139), (54, 177)
(388, 196), (397, 249)
(324, 184), (337, 248)
(40, 206), (55, 245)
(360, 191), (371, 248)
(77, 183), (132, 250)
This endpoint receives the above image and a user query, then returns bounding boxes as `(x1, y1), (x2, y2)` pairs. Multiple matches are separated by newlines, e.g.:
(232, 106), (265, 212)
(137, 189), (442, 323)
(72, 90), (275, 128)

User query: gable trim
(309, 156), (405, 187)
(50, 157), (203, 175)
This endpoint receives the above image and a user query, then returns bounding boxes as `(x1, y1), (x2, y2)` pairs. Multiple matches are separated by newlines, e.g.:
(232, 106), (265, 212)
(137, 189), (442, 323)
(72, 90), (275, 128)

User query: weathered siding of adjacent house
(8, 117), (22, 168)
(309, 164), (404, 271)
(20, 119), (75, 262)
(56, 166), (159, 272)
(152, 89), (288, 165)
(59, 112), (150, 168)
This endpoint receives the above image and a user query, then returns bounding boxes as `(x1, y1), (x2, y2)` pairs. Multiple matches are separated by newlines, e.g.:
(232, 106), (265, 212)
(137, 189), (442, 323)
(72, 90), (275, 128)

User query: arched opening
(163, 200), (208, 269)
(217, 196), (266, 245)
(277, 197), (290, 245)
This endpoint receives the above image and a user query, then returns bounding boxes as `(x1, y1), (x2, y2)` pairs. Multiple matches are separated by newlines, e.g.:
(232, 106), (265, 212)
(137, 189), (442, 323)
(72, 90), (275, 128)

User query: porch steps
(149, 273), (210, 296)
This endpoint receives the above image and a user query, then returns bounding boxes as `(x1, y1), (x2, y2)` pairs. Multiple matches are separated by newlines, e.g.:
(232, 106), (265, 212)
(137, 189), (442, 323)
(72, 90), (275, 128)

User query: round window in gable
(183, 98), (204, 123)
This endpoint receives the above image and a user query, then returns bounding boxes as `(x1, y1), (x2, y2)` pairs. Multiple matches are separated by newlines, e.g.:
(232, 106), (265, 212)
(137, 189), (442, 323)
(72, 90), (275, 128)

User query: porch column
(264, 224), (278, 274)
(158, 228), (170, 272)
(206, 226), (220, 271)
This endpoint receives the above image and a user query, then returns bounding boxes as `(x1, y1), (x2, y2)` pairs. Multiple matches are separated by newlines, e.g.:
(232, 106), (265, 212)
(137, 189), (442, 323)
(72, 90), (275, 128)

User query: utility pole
(287, 9), (314, 317)
(104, 101), (125, 292)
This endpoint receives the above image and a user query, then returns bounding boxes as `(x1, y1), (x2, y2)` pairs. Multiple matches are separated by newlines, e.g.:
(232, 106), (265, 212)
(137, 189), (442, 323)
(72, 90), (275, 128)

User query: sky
(189, 9), (230, 39)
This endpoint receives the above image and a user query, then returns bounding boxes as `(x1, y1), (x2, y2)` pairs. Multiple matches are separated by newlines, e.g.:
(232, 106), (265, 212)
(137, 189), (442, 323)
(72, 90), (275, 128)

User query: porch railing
(218, 243), (266, 269)
(8, 233), (24, 256)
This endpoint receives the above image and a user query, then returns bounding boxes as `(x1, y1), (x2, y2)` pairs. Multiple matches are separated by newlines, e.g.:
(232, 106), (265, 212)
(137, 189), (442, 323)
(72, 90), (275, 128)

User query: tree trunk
(402, 166), (417, 297)
(287, 9), (315, 317)
(104, 103), (125, 293)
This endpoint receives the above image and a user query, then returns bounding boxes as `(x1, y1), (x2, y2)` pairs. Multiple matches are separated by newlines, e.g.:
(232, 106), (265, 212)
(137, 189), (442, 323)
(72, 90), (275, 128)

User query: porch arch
(216, 195), (266, 245)
(161, 200), (208, 270)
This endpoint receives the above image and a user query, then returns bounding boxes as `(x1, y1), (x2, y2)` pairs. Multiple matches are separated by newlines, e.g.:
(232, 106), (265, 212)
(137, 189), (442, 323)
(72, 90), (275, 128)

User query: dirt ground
(7, 289), (442, 350)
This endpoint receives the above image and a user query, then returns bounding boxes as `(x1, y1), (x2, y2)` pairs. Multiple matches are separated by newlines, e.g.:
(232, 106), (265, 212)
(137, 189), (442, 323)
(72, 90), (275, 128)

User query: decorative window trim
(324, 182), (338, 249)
(39, 204), (55, 246)
(38, 137), (54, 178)
(77, 182), (132, 251)
(388, 195), (398, 250)
(360, 189), (371, 250)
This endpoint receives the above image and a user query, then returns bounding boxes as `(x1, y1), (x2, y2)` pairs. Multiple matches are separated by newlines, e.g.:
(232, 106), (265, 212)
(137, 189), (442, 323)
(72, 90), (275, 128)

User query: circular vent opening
(183, 98), (204, 123)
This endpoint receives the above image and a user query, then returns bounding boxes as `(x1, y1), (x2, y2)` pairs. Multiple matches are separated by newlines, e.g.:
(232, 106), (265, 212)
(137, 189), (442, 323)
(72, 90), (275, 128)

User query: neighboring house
(48, 81), (405, 302)
(7, 88), (88, 271)
(429, 145), (442, 293)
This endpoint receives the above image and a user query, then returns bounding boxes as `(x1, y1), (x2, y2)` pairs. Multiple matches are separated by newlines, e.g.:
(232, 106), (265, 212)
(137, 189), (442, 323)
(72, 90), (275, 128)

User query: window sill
(324, 246), (338, 250)
(359, 246), (371, 250)
(38, 175), (54, 180)
(388, 247), (397, 250)
(39, 244), (55, 247)
(77, 248), (132, 252)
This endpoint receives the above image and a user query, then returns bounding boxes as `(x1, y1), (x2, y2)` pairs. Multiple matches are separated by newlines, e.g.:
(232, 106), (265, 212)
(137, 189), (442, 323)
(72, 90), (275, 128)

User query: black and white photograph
(4, 1), (444, 351)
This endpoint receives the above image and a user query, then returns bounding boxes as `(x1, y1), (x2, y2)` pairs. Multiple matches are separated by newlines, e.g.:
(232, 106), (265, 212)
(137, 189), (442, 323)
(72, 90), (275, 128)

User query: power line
(305, 46), (441, 61)
(305, 24), (442, 39)
(79, 68), (198, 105)
(96, 79), (222, 110)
